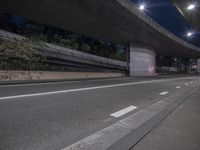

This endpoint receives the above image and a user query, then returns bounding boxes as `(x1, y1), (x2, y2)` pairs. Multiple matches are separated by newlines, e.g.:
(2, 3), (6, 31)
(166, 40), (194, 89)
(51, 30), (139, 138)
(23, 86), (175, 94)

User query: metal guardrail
(43, 43), (127, 67)
(0, 29), (127, 68)
(126, 0), (200, 52)
(0, 29), (26, 41)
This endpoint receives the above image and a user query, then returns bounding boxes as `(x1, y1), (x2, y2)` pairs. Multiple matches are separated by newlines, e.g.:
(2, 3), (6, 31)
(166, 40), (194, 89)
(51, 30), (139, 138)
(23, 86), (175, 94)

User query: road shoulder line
(0, 77), (197, 100)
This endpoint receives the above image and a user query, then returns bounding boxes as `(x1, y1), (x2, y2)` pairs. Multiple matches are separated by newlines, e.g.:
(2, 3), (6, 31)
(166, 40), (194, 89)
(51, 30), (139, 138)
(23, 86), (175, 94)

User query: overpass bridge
(1, 0), (200, 76)
(172, 0), (200, 31)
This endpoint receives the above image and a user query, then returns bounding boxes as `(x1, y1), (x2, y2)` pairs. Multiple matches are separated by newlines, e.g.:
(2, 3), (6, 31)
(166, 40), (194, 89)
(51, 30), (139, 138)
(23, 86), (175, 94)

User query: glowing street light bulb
(139, 5), (145, 10)
(187, 32), (193, 37)
(187, 4), (195, 10)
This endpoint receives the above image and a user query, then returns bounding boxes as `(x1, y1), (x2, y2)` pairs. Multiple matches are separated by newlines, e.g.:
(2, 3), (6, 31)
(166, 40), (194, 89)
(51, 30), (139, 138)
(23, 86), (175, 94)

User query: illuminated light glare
(187, 4), (195, 10)
(148, 66), (154, 73)
(187, 32), (193, 37)
(192, 65), (197, 69)
(139, 5), (145, 10)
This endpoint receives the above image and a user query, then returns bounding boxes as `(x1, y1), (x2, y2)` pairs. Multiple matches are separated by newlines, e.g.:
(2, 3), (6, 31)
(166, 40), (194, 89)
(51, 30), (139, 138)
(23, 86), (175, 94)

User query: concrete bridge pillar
(197, 59), (200, 73)
(130, 44), (156, 76)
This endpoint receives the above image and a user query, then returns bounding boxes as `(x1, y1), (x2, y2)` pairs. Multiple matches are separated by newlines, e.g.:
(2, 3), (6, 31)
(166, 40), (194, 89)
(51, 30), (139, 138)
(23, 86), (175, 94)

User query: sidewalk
(132, 87), (200, 150)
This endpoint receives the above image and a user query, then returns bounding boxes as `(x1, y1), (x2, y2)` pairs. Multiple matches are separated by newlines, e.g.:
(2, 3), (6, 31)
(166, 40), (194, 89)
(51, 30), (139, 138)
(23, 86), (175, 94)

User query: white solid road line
(159, 91), (169, 95)
(0, 77), (198, 100)
(110, 106), (137, 118)
(0, 80), (151, 100)
(0, 76), (197, 88)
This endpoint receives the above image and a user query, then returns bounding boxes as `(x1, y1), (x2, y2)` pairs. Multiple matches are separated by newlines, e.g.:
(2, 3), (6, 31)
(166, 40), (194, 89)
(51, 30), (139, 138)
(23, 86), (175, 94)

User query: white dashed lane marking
(110, 105), (137, 118)
(159, 91), (169, 95)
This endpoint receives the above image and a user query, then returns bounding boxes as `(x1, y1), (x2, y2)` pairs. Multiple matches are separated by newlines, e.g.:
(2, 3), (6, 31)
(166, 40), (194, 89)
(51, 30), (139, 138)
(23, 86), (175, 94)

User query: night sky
(132, 0), (200, 47)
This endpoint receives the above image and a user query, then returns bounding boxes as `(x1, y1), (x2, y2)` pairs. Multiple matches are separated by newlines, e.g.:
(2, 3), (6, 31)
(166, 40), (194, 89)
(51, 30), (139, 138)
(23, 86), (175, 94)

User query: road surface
(0, 76), (200, 150)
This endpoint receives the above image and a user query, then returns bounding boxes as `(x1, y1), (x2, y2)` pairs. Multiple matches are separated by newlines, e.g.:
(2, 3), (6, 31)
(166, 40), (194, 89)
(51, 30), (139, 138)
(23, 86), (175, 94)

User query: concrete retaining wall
(0, 70), (125, 81)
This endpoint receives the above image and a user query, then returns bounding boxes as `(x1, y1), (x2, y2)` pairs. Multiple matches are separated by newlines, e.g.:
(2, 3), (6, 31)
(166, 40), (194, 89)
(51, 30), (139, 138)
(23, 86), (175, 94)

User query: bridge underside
(171, 0), (200, 31)
(1, 0), (200, 58)
(1, 0), (200, 76)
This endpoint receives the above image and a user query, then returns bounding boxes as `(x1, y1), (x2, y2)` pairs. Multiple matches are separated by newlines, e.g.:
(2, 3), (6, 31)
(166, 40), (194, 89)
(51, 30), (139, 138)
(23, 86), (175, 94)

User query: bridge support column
(197, 59), (200, 73)
(130, 45), (156, 76)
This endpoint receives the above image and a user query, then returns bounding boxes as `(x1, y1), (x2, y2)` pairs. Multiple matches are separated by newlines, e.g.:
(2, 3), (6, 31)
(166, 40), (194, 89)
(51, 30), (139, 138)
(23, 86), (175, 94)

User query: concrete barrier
(0, 70), (125, 81)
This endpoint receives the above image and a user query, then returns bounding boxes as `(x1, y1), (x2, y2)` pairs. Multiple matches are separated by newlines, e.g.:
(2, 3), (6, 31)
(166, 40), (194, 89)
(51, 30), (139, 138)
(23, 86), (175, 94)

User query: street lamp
(187, 4), (196, 10)
(187, 32), (193, 37)
(139, 4), (145, 11)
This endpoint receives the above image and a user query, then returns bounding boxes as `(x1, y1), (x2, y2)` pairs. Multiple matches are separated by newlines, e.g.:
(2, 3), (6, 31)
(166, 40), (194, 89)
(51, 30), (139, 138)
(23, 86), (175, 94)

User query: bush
(0, 39), (46, 70)
(81, 43), (91, 52)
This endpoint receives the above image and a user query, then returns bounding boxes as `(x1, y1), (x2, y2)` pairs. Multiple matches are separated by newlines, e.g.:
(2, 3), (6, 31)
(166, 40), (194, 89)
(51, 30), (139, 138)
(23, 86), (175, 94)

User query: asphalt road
(0, 76), (200, 150)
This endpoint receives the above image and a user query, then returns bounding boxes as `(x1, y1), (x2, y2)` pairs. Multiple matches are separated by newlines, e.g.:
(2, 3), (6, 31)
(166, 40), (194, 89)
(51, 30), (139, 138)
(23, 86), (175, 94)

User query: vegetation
(0, 12), (127, 72)
(0, 39), (46, 70)
(0, 12), (128, 61)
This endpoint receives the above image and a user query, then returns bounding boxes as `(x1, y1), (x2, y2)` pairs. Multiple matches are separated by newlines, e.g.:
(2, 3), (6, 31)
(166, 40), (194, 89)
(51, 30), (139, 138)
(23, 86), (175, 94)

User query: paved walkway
(133, 87), (200, 150)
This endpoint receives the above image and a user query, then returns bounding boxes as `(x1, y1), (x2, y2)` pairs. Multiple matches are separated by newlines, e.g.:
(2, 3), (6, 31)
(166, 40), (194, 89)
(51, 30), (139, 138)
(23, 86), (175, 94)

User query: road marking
(0, 77), (198, 100)
(185, 83), (189, 85)
(190, 81), (193, 84)
(110, 106), (137, 118)
(61, 93), (180, 150)
(159, 91), (169, 95)
(0, 77), (197, 88)
(0, 81), (151, 100)
(176, 86), (181, 89)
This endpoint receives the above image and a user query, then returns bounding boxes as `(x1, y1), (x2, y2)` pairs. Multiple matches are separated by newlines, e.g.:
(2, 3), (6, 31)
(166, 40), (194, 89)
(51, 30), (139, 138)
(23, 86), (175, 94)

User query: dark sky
(132, 0), (200, 47)
(11, 15), (25, 27)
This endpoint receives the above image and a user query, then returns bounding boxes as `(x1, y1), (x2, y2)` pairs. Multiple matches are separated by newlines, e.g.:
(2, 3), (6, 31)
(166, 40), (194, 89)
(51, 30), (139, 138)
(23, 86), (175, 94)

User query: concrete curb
(108, 87), (198, 150)
(0, 74), (198, 86)
(0, 76), (126, 86)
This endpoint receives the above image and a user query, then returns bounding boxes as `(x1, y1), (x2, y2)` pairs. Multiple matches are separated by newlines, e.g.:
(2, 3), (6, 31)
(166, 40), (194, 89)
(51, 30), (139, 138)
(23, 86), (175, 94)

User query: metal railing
(42, 43), (127, 67)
